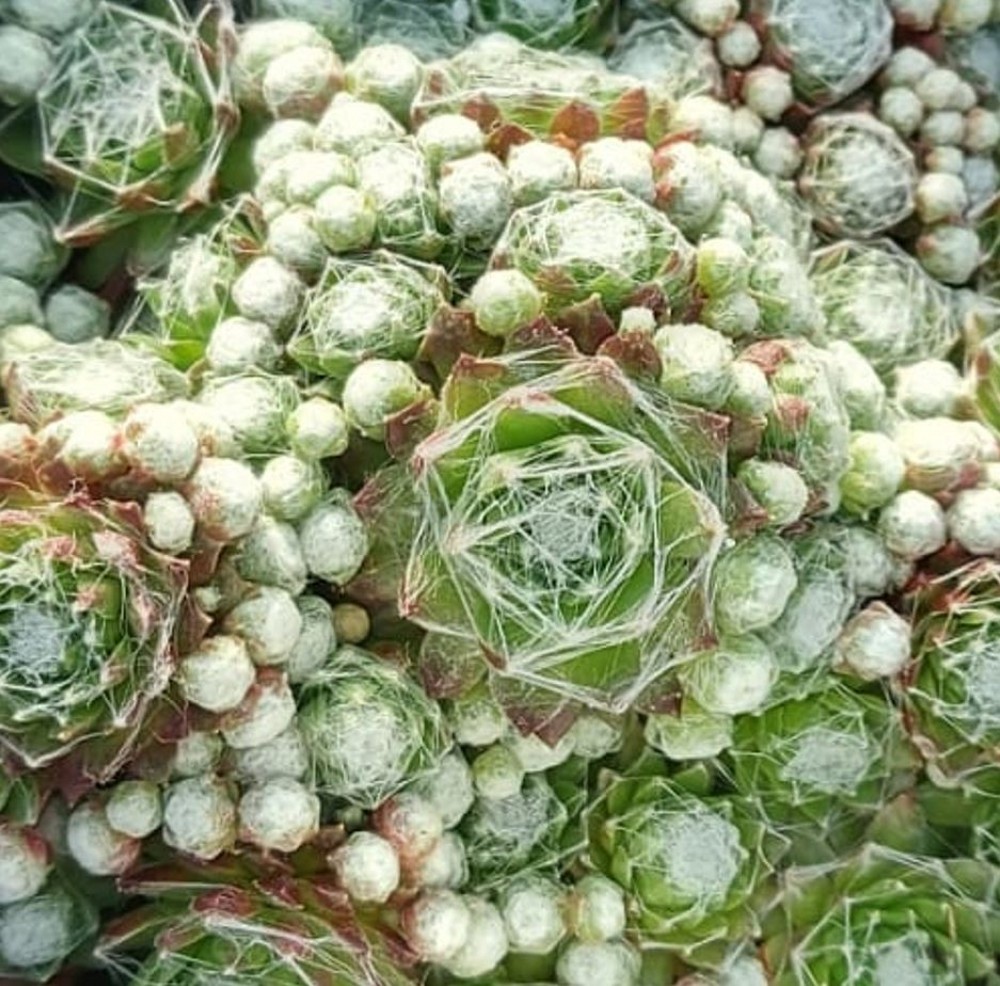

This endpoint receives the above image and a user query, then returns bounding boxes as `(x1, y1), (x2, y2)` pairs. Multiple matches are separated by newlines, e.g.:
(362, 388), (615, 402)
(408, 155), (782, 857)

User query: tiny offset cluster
(0, 1), (997, 985)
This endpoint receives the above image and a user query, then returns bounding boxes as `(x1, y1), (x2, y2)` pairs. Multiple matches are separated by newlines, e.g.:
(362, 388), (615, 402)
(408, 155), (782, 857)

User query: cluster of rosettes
(0, 2), (997, 986)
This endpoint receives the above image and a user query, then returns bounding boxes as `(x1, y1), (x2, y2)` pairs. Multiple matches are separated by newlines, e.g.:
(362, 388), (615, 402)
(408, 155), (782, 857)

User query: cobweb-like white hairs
(809, 239), (959, 375)
(799, 114), (917, 239)
(289, 251), (447, 378)
(494, 188), (695, 316)
(37, 1), (233, 241)
(403, 354), (727, 712)
(754, 0), (893, 107)
(909, 562), (1000, 786)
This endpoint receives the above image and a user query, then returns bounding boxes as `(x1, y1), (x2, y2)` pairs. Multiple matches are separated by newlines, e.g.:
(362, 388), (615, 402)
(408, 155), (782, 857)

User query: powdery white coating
(684, 635), (777, 715)
(236, 515), (309, 595)
(342, 358), (429, 440)
(948, 487), (1000, 555)
(889, 0), (942, 30)
(185, 457), (262, 542)
(412, 831), (468, 890)
(894, 359), (965, 418)
(0, 826), (49, 904)
(0, 26), (53, 106)
(879, 490), (947, 560)
(415, 114), (484, 172)
(963, 155), (1000, 209)
(939, 0), (993, 30)
(315, 91), (405, 156)
(405, 889), (473, 963)
(413, 752), (476, 830)
(282, 149), (356, 204)
(0, 888), (77, 970)
(507, 140), (578, 206)
(288, 397), (350, 461)
(716, 20), (761, 67)
(104, 780), (162, 839)
(442, 897), (508, 979)
(743, 66), (794, 122)
(162, 775), (236, 860)
(298, 495), (369, 585)
(578, 138), (655, 202)
(232, 18), (329, 108)
(676, 0), (740, 35)
(778, 726), (872, 793)
(738, 459), (809, 527)
(375, 791), (446, 865)
(469, 269), (543, 338)
(1, 0), (95, 38)
(442, 693), (500, 747)
(223, 587), (303, 666)
(924, 145), (964, 174)
(66, 802), (139, 877)
(556, 939), (641, 986)
(568, 714), (624, 760)
(232, 257), (303, 331)
(346, 43), (423, 122)
(841, 527), (895, 599)
(266, 208), (327, 277)
(261, 454), (326, 523)
(916, 224), (981, 285)
(175, 401), (239, 459)
(333, 831), (401, 903)
(231, 722), (309, 783)
(472, 745), (524, 801)
(881, 47), (936, 88)
(726, 360), (772, 418)
(178, 635), (256, 713)
(39, 409), (121, 481)
(964, 108), (1000, 154)
(893, 417), (981, 493)
(314, 185), (377, 253)
(644, 705), (734, 759)
(121, 402), (199, 483)
(920, 110), (965, 147)
(915, 68), (965, 112)
(670, 94), (735, 148)
(753, 127), (802, 179)
(170, 731), (223, 778)
(840, 431), (906, 514)
(731, 106), (765, 154)
(505, 730), (575, 774)
(237, 777), (320, 852)
(568, 875), (627, 943)
(654, 323), (734, 410)
(222, 674), (297, 749)
(878, 86), (925, 138)
(500, 876), (566, 954)
(286, 595), (336, 683)
(142, 491), (195, 555)
(713, 536), (798, 636)
(439, 152), (514, 250)
(647, 808), (742, 904)
(262, 44), (342, 120)
(835, 602), (912, 680)
(331, 601), (370, 645)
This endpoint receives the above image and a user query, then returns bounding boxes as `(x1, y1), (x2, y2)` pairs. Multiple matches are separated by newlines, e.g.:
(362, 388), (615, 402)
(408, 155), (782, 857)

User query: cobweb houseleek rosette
(0, 489), (187, 794)
(95, 855), (417, 985)
(24, 0), (238, 245)
(724, 684), (916, 861)
(585, 773), (776, 970)
(808, 240), (960, 377)
(760, 844), (1000, 985)
(905, 560), (1000, 786)
(411, 36), (659, 146)
(469, 0), (614, 51)
(490, 188), (695, 319)
(400, 347), (727, 715)
(748, 0), (893, 109)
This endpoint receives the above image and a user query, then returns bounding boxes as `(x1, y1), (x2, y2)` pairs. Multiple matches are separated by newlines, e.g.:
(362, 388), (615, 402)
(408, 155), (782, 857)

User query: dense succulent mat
(0, 1), (997, 984)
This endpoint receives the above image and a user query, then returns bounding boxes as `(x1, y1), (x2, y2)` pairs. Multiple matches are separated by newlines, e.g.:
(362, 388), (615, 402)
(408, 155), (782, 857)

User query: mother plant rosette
(0, 487), (188, 795)
(398, 343), (728, 716)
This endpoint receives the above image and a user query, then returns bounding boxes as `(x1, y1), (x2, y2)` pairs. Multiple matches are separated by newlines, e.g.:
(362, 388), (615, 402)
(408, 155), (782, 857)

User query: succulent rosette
(12, 0), (238, 244)
(760, 845), (1000, 985)
(401, 344), (727, 715)
(586, 772), (776, 969)
(96, 856), (416, 985)
(0, 488), (187, 793)
(906, 560), (1000, 787)
(470, 0), (612, 50)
